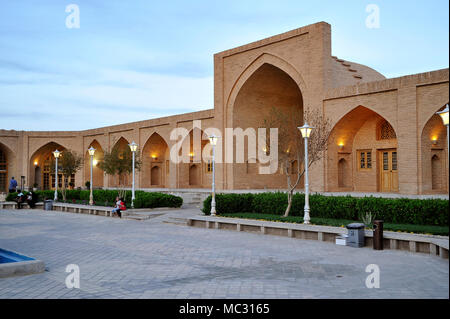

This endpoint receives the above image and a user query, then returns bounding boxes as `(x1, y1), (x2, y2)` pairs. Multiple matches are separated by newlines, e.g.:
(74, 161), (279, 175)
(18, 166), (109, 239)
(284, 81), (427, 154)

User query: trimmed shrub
(202, 193), (254, 215)
(202, 192), (448, 226)
(133, 191), (183, 209)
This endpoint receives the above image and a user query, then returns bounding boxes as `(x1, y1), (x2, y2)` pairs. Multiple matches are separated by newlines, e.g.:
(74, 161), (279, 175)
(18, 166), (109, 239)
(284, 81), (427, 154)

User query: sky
(0, 0), (448, 131)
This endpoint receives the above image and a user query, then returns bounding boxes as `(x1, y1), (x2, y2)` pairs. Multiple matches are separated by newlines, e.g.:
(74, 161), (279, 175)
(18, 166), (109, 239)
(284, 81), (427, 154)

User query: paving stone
(0, 208), (448, 299)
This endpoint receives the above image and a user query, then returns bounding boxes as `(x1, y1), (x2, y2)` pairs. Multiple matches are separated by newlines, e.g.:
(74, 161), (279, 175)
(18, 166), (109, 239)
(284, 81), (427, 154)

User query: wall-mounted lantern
(431, 136), (438, 145)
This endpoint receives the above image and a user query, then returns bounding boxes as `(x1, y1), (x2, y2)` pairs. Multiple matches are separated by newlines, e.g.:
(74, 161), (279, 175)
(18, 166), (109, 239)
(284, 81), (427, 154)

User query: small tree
(262, 107), (331, 217)
(50, 150), (83, 201)
(98, 146), (142, 198)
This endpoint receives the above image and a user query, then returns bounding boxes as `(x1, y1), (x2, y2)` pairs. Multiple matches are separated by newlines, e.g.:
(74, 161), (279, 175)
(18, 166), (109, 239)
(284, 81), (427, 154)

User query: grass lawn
(218, 213), (449, 236)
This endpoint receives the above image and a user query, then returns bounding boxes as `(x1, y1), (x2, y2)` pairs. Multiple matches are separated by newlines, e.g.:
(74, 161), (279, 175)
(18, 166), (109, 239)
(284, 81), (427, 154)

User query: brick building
(0, 22), (448, 195)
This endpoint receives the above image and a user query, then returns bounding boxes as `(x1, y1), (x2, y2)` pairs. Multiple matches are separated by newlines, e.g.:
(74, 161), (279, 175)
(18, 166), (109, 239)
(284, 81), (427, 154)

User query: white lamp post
(128, 141), (138, 208)
(437, 104), (449, 164)
(88, 147), (96, 205)
(298, 123), (314, 224)
(53, 150), (61, 201)
(208, 135), (218, 216)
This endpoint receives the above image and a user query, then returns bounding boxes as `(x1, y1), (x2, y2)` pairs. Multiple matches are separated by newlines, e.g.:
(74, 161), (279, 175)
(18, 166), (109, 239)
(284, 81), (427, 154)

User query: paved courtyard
(0, 207), (448, 299)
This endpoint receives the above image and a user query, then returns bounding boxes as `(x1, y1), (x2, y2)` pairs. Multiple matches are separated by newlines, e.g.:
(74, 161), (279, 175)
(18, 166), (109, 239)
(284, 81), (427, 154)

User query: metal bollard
(373, 220), (384, 250)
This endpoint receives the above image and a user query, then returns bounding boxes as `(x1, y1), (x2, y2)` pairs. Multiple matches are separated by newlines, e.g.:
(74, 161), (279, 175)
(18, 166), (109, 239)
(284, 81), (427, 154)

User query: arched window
(378, 120), (397, 140)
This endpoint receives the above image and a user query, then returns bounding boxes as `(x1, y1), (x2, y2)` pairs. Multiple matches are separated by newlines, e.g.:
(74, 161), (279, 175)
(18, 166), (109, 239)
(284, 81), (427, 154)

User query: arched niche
(420, 109), (448, 194)
(29, 142), (67, 190)
(109, 137), (132, 187)
(0, 143), (16, 193)
(327, 105), (398, 192)
(84, 140), (104, 188)
(178, 128), (210, 188)
(142, 133), (169, 188)
(231, 63), (304, 189)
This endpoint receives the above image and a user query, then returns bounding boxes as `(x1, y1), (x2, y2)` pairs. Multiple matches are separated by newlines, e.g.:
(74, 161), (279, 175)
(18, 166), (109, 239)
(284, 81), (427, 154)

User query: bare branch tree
(262, 107), (331, 217)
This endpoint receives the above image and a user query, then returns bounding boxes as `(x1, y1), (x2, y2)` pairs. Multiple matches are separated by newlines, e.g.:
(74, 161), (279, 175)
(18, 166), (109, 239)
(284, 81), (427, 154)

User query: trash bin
(44, 200), (53, 211)
(373, 220), (384, 250)
(346, 223), (365, 248)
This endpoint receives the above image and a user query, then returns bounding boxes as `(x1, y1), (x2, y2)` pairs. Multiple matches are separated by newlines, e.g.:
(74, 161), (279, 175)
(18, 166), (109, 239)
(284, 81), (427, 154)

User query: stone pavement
(0, 208), (448, 299)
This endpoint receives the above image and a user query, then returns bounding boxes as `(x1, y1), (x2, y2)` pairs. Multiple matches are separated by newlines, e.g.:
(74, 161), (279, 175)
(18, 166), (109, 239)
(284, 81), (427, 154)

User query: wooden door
(380, 149), (398, 192)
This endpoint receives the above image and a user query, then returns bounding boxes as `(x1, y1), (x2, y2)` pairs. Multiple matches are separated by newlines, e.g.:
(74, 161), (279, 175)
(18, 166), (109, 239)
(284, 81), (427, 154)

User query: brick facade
(0, 22), (448, 194)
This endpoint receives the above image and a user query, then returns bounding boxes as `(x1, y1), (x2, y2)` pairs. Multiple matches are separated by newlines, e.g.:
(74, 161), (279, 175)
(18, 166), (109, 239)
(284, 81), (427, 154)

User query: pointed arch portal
(420, 107), (448, 194)
(29, 142), (67, 190)
(0, 143), (15, 193)
(327, 105), (399, 193)
(231, 62), (304, 189)
(84, 140), (104, 188)
(142, 133), (170, 188)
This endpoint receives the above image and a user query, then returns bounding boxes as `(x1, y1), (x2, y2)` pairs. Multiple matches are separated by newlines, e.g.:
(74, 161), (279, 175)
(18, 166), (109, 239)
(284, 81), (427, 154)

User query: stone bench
(0, 201), (117, 217)
(0, 201), (39, 209)
(51, 203), (116, 217)
(0, 201), (19, 209)
(187, 216), (449, 260)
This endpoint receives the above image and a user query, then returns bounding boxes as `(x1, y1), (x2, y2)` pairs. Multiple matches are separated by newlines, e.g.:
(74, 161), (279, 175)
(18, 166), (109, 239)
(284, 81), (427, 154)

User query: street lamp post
(208, 135), (218, 216)
(53, 150), (61, 201)
(437, 104), (449, 164)
(128, 141), (138, 208)
(298, 123), (314, 224)
(88, 147), (96, 205)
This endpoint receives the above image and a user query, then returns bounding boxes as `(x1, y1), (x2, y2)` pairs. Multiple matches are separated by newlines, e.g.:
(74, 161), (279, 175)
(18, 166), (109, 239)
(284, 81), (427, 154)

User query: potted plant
(359, 211), (377, 230)
(33, 183), (38, 191)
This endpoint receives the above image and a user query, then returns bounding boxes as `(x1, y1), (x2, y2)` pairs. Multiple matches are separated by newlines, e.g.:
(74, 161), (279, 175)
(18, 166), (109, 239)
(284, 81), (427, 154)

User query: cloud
(0, 67), (213, 131)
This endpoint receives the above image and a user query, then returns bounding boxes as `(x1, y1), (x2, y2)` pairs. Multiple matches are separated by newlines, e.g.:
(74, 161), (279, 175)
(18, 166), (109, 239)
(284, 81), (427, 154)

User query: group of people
(15, 190), (38, 209)
(9, 177), (37, 209)
(9, 176), (127, 215)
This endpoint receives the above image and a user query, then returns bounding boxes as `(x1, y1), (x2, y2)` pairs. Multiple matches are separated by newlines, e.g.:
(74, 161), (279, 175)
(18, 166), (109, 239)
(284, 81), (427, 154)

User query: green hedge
(202, 192), (449, 226)
(133, 191), (183, 209)
(6, 189), (183, 209)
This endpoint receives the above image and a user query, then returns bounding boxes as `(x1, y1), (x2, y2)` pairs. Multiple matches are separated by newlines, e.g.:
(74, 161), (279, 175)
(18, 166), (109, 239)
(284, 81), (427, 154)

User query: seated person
(111, 197), (126, 218)
(26, 191), (38, 208)
(16, 190), (26, 209)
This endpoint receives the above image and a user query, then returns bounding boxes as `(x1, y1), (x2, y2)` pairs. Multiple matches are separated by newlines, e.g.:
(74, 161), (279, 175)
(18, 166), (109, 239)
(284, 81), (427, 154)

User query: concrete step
(162, 217), (188, 226)
(187, 199), (202, 203)
(122, 214), (150, 221)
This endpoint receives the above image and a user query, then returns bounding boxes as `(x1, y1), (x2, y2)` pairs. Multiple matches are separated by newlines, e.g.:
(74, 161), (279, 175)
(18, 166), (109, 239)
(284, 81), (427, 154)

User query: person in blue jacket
(9, 177), (17, 193)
